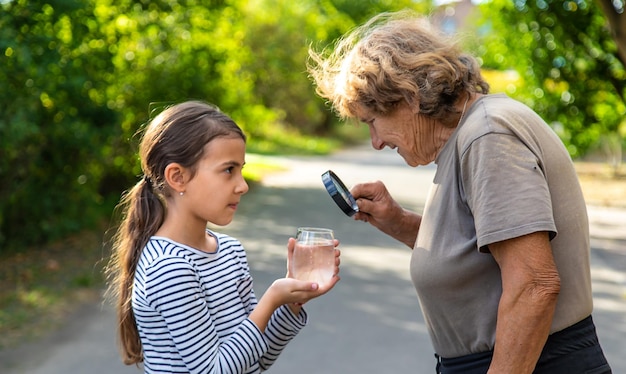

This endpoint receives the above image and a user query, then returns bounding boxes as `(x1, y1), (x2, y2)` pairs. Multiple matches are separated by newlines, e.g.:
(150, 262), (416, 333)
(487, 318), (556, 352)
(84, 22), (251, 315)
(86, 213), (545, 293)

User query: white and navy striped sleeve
(228, 241), (309, 371)
(227, 236), (308, 370)
(259, 305), (308, 370)
(143, 253), (269, 374)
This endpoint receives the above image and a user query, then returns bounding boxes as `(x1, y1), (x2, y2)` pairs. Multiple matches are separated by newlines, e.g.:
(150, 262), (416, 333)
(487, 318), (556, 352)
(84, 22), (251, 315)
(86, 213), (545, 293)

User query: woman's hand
(351, 181), (421, 248)
(351, 181), (402, 228)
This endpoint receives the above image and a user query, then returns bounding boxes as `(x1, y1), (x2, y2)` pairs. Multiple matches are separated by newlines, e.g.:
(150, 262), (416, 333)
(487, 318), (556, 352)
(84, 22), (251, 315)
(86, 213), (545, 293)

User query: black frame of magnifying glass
(321, 170), (359, 217)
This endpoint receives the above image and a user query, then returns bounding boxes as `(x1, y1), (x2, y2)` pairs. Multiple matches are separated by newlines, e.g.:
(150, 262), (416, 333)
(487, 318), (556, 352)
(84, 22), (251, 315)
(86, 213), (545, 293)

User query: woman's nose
(369, 129), (384, 150)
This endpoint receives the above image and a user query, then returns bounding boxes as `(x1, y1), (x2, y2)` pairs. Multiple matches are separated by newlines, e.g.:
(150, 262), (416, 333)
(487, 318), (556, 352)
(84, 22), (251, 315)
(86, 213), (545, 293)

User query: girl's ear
(163, 163), (187, 194)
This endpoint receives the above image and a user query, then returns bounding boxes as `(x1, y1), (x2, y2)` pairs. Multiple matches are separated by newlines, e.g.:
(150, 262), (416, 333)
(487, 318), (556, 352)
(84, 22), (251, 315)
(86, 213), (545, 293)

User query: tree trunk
(596, 0), (626, 71)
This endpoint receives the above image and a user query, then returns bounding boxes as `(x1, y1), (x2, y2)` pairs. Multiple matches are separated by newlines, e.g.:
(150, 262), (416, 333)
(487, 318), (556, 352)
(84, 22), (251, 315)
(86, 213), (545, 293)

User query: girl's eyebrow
(221, 160), (245, 167)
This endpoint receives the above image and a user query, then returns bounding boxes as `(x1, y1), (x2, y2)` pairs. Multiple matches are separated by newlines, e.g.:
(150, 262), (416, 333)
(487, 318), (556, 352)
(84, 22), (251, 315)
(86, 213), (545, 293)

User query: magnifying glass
(321, 170), (359, 217)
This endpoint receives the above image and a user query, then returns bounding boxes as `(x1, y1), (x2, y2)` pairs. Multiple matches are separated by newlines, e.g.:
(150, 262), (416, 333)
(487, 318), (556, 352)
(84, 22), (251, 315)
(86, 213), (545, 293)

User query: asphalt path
(2, 144), (625, 373)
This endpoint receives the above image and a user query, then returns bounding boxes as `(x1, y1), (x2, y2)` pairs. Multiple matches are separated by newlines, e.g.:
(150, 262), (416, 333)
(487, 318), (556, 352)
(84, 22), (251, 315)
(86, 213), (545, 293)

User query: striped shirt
(132, 231), (308, 373)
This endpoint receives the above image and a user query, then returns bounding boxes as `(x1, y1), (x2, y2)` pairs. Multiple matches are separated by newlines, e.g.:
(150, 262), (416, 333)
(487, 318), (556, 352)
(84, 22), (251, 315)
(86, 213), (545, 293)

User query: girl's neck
(156, 216), (217, 253)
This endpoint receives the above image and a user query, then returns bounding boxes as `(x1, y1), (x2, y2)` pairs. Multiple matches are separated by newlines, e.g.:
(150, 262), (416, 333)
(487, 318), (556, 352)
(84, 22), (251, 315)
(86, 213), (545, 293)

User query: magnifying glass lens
(321, 170), (359, 217)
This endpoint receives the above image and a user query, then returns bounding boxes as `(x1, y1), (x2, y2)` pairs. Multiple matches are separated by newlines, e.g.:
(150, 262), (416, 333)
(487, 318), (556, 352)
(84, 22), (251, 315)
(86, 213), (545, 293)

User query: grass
(242, 154), (288, 184)
(0, 229), (107, 349)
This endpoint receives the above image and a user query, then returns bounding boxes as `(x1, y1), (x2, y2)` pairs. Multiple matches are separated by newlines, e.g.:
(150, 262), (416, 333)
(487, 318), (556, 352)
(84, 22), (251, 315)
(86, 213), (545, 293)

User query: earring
(179, 191), (184, 196)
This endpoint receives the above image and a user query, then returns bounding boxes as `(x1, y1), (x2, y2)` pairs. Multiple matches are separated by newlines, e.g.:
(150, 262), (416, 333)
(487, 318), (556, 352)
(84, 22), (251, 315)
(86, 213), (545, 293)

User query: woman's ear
(163, 163), (187, 194)
(404, 96), (420, 115)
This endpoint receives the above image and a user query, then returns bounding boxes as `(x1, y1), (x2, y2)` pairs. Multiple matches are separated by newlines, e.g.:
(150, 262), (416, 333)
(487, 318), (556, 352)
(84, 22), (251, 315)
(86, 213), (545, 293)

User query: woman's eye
(225, 167), (233, 174)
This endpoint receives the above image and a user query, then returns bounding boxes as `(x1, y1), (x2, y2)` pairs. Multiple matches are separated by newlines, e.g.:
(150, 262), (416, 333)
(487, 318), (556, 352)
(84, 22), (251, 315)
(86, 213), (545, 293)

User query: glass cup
(292, 227), (335, 287)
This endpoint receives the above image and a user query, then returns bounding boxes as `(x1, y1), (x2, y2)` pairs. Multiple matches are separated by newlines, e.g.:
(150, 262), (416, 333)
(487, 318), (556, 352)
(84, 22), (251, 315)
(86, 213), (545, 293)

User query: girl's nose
(237, 175), (249, 195)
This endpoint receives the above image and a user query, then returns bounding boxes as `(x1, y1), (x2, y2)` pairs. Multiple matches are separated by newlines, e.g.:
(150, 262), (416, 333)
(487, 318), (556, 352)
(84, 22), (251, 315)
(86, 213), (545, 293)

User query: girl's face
(355, 101), (452, 167)
(184, 136), (249, 226)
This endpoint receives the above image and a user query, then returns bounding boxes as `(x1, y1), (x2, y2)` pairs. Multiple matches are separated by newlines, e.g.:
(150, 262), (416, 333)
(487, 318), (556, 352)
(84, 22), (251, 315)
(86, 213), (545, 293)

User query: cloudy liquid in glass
(293, 242), (334, 287)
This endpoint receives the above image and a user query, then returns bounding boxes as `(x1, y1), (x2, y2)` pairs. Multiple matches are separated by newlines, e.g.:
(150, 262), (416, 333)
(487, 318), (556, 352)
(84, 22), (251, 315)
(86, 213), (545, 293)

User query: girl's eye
(225, 167), (234, 174)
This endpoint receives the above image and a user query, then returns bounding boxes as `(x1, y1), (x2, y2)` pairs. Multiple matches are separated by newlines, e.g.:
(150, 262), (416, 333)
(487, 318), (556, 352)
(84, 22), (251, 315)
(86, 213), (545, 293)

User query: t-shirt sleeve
(460, 132), (557, 252)
(144, 255), (269, 374)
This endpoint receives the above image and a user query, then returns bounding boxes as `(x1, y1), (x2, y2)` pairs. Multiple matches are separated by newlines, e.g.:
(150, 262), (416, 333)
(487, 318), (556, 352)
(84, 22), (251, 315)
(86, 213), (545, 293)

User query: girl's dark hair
(104, 101), (246, 364)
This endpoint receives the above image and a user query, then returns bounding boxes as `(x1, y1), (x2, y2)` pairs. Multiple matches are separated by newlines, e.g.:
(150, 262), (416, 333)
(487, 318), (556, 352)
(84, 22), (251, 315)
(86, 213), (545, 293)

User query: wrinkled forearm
(383, 209), (421, 248)
(488, 278), (560, 373)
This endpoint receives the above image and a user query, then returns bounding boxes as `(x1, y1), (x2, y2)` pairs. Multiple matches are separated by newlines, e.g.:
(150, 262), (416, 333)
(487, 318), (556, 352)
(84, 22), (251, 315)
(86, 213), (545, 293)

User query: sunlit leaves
(0, 0), (436, 250)
(476, 0), (625, 159)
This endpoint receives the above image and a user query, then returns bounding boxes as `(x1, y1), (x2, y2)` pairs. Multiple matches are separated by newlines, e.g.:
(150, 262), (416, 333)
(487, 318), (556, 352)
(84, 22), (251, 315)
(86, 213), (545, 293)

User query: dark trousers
(435, 315), (612, 374)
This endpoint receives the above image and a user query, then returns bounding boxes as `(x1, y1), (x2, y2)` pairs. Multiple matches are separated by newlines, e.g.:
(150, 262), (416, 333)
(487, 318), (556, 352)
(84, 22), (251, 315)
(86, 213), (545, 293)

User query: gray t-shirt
(410, 94), (593, 358)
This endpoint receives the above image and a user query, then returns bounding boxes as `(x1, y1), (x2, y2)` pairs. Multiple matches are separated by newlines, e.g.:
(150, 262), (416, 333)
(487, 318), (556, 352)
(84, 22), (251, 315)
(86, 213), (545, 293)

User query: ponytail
(105, 176), (165, 364)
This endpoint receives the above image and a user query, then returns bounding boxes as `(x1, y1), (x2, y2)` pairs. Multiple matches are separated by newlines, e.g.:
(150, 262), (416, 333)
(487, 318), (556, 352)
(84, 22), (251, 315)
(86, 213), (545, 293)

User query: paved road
(2, 144), (625, 373)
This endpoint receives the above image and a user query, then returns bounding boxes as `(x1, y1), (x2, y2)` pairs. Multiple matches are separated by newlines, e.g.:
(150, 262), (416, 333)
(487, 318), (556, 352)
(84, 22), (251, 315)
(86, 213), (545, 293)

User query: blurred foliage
(0, 0), (116, 250)
(242, 0), (429, 137)
(471, 0), (626, 159)
(1, 0), (623, 252)
(0, 0), (430, 252)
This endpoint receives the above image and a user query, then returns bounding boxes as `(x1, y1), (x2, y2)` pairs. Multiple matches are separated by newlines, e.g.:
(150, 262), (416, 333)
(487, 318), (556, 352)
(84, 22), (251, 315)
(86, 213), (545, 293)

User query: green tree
(90, 0), (281, 187)
(242, 0), (432, 137)
(474, 0), (626, 166)
(0, 0), (277, 250)
(0, 0), (435, 252)
(243, 0), (350, 136)
(597, 0), (626, 68)
(0, 0), (117, 249)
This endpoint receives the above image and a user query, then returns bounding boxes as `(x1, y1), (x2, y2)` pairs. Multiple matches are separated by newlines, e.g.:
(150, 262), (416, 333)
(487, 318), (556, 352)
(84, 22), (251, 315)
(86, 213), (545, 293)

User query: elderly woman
(308, 11), (611, 374)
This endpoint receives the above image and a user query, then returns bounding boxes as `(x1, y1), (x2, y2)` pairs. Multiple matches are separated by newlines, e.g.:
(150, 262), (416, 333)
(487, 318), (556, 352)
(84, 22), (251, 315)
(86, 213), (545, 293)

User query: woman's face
(355, 101), (452, 167)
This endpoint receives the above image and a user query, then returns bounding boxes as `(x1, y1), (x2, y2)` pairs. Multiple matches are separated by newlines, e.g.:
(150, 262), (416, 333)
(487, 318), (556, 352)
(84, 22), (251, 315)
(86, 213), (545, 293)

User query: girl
(106, 101), (340, 373)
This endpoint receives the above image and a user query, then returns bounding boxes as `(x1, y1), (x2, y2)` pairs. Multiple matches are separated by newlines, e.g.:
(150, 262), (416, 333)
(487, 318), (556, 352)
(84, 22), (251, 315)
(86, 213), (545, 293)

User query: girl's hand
(268, 272), (339, 308)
